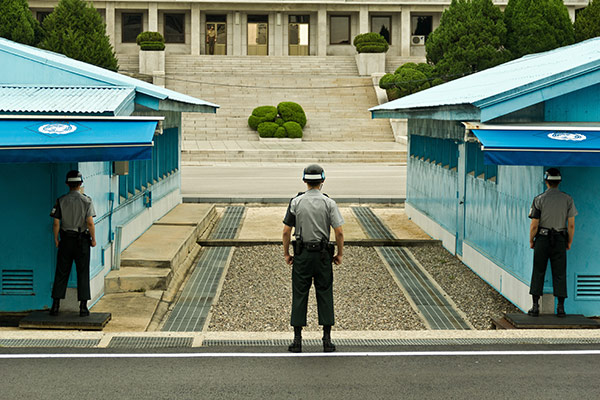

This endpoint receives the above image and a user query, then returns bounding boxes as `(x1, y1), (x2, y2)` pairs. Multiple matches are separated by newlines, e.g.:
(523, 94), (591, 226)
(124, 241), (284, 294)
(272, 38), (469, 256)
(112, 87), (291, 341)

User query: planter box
(139, 49), (165, 78)
(355, 53), (386, 76)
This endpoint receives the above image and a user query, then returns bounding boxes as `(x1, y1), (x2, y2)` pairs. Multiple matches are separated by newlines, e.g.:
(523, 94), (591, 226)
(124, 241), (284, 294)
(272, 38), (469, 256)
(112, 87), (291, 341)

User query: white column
(233, 12), (242, 55)
(401, 7), (411, 57)
(317, 6), (327, 56)
(191, 4), (201, 55)
(105, 3), (116, 49)
(359, 6), (369, 34)
(149, 3), (158, 32)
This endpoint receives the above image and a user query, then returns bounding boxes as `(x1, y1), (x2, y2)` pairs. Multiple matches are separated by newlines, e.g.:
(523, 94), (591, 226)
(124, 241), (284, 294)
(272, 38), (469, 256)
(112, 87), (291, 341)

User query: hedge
(353, 32), (389, 53)
(139, 41), (165, 51)
(136, 31), (164, 45)
(277, 102), (306, 128)
(283, 121), (303, 139)
(257, 122), (279, 138)
(274, 126), (287, 138)
(248, 105), (278, 130)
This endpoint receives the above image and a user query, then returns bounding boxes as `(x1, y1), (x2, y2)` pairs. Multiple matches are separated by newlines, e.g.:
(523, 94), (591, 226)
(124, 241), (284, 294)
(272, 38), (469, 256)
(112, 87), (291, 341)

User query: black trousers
(52, 233), (91, 301)
(291, 249), (335, 327)
(529, 234), (568, 298)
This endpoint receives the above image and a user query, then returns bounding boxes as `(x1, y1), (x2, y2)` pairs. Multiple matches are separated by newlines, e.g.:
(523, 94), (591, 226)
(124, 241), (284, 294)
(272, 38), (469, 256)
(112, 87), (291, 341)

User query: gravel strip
(408, 244), (520, 330)
(208, 245), (426, 332)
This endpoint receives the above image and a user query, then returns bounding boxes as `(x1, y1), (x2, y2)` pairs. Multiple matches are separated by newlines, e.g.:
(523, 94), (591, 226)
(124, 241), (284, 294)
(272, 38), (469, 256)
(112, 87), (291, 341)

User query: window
(330, 16), (350, 44)
(371, 16), (391, 44)
(122, 13), (143, 43)
(466, 142), (497, 182)
(37, 11), (52, 24)
(411, 15), (432, 37)
(164, 13), (185, 43)
(410, 135), (458, 170)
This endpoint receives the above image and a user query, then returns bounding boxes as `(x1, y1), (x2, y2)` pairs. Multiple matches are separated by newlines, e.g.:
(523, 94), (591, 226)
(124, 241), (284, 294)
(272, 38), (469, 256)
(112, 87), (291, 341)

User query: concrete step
(105, 267), (172, 294)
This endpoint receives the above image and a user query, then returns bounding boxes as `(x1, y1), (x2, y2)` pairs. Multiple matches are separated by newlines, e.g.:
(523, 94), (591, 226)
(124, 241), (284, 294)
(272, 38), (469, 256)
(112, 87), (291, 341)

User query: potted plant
(137, 31), (165, 85)
(353, 32), (389, 76)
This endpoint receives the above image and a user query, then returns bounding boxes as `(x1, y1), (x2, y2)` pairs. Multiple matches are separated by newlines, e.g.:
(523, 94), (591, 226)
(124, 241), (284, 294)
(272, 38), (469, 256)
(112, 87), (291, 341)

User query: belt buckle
(539, 228), (549, 236)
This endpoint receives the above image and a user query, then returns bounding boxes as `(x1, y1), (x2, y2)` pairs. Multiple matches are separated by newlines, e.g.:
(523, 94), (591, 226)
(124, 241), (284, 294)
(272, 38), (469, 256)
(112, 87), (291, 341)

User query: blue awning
(0, 118), (159, 163)
(470, 125), (600, 166)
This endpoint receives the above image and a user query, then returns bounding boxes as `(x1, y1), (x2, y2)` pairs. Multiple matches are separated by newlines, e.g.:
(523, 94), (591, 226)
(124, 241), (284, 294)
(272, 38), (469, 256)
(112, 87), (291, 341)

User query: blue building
(371, 38), (600, 316)
(0, 38), (218, 312)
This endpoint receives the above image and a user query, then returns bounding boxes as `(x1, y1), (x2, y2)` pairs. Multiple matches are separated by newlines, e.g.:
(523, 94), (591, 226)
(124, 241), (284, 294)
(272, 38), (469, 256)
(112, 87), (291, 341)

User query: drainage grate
(108, 336), (193, 349)
(203, 337), (600, 347)
(211, 206), (245, 239)
(352, 207), (396, 240)
(352, 207), (471, 330)
(576, 275), (600, 298)
(2, 269), (34, 295)
(0, 339), (99, 348)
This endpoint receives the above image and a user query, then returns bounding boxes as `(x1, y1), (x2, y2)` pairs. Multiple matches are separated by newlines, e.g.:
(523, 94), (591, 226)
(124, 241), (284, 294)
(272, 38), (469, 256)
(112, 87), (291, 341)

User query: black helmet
(544, 168), (561, 182)
(303, 164), (325, 183)
(66, 170), (83, 184)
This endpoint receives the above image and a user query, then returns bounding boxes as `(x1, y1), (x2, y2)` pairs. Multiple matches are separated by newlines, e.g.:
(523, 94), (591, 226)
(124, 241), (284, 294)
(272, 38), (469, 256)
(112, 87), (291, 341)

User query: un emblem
(38, 123), (78, 135)
(547, 132), (587, 142)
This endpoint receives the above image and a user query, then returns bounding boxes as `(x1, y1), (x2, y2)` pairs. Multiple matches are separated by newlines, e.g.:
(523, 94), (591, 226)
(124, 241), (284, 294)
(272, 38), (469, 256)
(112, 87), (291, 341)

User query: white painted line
(2, 350), (600, 359)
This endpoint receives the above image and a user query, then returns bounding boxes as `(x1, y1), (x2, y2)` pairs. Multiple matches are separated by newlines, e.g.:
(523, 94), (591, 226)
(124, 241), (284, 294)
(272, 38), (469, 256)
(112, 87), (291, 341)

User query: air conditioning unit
(411, 35), (425, 45)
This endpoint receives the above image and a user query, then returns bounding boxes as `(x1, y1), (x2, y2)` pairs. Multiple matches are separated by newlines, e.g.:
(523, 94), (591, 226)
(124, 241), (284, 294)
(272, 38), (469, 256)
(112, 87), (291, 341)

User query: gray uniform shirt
(528, 187), (577, 231)
(283, 189), (344, 242)
(50, 190), (96, 232)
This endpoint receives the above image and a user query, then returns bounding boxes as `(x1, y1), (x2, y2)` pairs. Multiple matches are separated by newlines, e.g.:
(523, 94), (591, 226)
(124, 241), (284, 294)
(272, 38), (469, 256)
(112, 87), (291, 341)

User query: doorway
(206, 15), (227, 55)
(248, 15), (268, 56)
(289, 15), (309, 56)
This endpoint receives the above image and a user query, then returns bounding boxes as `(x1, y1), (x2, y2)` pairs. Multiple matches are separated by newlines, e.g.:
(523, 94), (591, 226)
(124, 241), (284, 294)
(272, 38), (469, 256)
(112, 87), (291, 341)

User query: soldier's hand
(91, 239), (97, 248)
(333, 254), (342, 265)
(55, 239), (60, 248)
(285, 255), (293, 265)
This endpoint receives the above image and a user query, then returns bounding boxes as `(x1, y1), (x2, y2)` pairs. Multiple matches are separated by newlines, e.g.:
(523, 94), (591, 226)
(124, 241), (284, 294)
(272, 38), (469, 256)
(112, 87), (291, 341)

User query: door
(289, 16), (309, 56)
(248, 16), (268, 56)
(206, 21), (227, 55)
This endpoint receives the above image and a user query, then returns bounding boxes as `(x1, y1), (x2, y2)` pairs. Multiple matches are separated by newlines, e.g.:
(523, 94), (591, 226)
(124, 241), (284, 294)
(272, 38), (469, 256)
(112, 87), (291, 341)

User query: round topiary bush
(395, 62), (419, 74)
(353, 32), (389, 53)
(248, 105), (278, 130)
(378, 73), (396, 90)
(393, 68), (430, 98)
(275, 117), (285, 126)
(136, 31), (165, 51)
(283, 121), (303, 139)
(257, 122), (279, 138)
(274, 126), (287, 138)
(277, 102), (306, 128)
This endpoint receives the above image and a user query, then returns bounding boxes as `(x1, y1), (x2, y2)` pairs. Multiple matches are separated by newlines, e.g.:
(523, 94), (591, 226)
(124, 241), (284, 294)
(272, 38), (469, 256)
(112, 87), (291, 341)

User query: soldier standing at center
(49, 170), (97, 317)
(283, 164), (344, 353)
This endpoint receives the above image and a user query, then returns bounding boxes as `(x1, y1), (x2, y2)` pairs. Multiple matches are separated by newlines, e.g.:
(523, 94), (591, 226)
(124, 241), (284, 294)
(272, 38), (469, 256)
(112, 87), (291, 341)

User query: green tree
(426, 0), (511, 79)
(504, 0), (574, 59)
(574, 0), (600, 42)
(39, 0), (118, 71)
(0, 0), (42, 46)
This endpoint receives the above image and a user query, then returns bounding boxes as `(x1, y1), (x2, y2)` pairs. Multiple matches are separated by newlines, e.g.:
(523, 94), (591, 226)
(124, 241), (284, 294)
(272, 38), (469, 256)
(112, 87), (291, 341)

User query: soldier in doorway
(49, 170), (97, 317)
(206, 25), (216, 55)
(528, 168), (577, 317)
(282, 164), (344, 353)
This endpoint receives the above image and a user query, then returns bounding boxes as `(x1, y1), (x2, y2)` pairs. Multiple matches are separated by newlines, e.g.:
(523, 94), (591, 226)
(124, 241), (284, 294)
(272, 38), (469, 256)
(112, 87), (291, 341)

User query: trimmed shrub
(378, 73), (396, 90)
(257, 122), (279, 138)
(415, 63), (435, 78)
(393, 69), (431, 98)
(395, 62), (419, 74)
(353, 32), (389, 53)
(139, 41), (165, 51)
(137, 32), (165, 51)
(248, 105), (278, 130)
(386, 87), (402, 101)
(275, 117), (285, 126)
(274, 127), (287, 138)
(277, 102), (306, 128)
(284, 121), (303, 139)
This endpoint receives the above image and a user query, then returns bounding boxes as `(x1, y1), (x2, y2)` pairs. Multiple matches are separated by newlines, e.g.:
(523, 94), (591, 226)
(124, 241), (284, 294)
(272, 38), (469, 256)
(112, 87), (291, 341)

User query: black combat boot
(288, 326), (302, 353)
(556, 297), (566, 318)
(527, 295), (540, 317)
(79, 301), (90, 317)
(322, 325), (336, 353)
(49, 299), (60, 316)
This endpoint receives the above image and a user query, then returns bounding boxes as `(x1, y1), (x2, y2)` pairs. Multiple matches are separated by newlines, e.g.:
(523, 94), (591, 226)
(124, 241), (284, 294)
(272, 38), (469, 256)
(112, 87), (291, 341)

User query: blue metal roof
(0, 38), (219, 113)
(371, 37), (600, 122)
(0, 85), (135, 115)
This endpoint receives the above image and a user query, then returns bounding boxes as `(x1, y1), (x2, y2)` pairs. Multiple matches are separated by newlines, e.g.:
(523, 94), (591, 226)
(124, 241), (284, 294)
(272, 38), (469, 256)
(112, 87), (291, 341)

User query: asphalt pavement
(1, 345), (598, 399)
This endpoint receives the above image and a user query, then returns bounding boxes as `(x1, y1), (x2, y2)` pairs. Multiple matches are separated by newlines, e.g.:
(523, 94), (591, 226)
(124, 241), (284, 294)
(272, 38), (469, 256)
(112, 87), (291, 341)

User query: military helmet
(303, 164), (325, 183)
(544, 168), (562, 182)
(65, 170), (83, 184)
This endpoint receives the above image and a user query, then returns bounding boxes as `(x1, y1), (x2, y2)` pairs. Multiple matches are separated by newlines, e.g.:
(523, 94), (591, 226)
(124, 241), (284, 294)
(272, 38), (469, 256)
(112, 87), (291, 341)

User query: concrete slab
(105, 267), (172, 294)
(92, 293), (160, 332)
(155, 203), (215, 226)
(372, 207), (431, 240)
(506, 313), (600, 329)
(19, 311), (111, 331)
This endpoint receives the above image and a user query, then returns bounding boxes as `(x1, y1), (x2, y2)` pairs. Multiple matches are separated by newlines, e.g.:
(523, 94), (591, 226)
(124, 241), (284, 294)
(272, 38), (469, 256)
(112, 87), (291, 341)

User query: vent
(576, 275), (600, 298)
(2, 269), (34, 295)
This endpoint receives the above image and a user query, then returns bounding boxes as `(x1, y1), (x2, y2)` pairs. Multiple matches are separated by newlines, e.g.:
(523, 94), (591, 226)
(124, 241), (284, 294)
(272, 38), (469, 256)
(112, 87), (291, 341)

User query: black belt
(60, 230), (89, 238)
(304, 241), (326, 252)
(538, 227), (566, 236)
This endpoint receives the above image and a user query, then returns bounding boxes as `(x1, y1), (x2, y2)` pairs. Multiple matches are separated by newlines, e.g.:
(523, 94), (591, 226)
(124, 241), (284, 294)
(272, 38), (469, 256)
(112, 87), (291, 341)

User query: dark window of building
(164, 13), (185, 43)
(412, 15), (433, 37)
(37, 11), (52, 24)
(248, 15), (268, 23)
(290, 15), (309, 24)
(330, 16), (350, 44)
(207, 14), (227, 23)
(371, 16), (391, 44)
(122, 13), (143, 43)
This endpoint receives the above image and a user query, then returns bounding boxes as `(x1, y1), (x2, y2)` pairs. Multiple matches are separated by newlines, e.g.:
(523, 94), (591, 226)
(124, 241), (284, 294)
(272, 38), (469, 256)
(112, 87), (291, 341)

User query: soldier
(528, 168), (577, 317)
(49, 170), (97, 317)
(282, 164), (344, 353)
